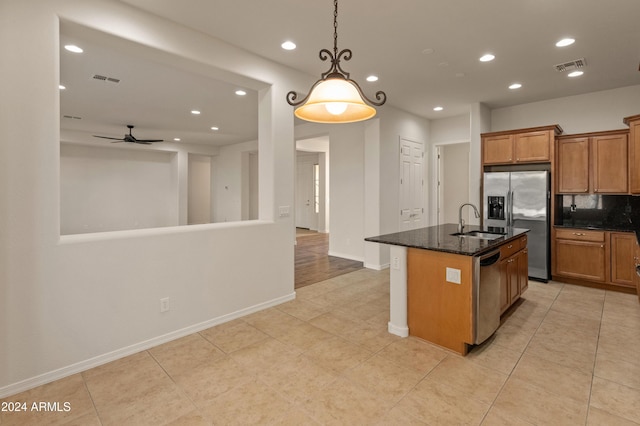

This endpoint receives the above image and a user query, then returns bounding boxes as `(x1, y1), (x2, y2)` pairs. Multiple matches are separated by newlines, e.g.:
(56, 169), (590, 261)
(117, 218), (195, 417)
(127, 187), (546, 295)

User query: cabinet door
(555, 239), (606, 282)
(557, 137), (589, 193)
(483, 134), (513, 165)
(515, 131), (550, 163)
(629, 121), (640, 194)
(499, 258), (510, 314)
(610, 232), (635, 287)
(591, 134), (628, 193)
(508, 255), (520, 304)
(518, 248), (529, 294)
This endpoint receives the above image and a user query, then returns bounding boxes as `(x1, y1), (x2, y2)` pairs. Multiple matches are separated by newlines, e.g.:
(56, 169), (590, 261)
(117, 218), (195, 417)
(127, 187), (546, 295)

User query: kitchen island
(365, 223), (529, 355)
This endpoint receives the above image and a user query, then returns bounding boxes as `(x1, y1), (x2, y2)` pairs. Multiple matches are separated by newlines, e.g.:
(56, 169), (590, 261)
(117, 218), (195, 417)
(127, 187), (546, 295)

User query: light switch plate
(446, 267), (461, 284)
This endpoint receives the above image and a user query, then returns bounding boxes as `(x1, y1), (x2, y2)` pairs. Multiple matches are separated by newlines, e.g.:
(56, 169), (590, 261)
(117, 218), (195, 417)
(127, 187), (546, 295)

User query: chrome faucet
(458, 203), (480, 233)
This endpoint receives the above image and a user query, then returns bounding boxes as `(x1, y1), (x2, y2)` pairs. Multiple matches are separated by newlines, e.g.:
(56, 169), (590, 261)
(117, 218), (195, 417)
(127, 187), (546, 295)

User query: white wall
(430, 114), (470, 144)
(491, 85), (640, 134)
(61, 144), (179, 234)
(0, 0), (307, 396)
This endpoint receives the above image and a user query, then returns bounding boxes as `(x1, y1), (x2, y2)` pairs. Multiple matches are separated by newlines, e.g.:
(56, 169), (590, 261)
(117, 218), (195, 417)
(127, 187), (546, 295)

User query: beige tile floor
(2, 268), (640, 425)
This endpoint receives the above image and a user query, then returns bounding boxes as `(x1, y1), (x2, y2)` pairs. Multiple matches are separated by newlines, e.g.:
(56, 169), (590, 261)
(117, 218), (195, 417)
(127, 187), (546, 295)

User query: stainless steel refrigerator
(483, 171), (550, 281)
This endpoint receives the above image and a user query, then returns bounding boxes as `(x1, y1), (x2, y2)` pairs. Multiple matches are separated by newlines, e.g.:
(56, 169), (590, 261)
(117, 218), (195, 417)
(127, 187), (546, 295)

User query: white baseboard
(0, 292), (296, 399)
(364, 262), (390, 271)
(327, 250), (364, 263)
(388, 321), (409, 337)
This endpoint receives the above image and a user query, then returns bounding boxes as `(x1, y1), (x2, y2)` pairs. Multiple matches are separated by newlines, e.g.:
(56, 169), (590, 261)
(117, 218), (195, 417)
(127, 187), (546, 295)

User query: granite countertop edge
(365, 224), (529, 257)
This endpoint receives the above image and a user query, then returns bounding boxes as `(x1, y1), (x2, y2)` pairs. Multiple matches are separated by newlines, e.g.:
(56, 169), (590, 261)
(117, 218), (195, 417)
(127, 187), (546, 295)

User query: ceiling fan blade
(110, 141), (124, 143)
(137, 139), (164, 143)
(93, 135), (125, 141)
(136, 141), (153, 145)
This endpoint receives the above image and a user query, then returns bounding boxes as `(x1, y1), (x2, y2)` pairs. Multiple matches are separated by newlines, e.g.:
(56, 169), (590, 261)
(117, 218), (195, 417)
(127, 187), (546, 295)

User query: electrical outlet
(446, 267), (461, 284)
(160, 297), (170, 313)
(392, 256), (400, 270)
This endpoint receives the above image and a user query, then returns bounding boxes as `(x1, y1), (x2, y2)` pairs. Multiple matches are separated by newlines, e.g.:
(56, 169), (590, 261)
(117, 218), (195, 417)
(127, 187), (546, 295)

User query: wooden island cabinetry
(482, 125), (562, 166)
(556, 130), (629, 194)
(499, 235), (528, 314)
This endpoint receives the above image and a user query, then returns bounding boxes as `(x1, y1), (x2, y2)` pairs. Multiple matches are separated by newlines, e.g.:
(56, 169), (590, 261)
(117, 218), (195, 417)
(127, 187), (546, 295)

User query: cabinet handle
(573, 232), (586, 236)
(583, 189), (588, 193)
(508, 244), (513, 248)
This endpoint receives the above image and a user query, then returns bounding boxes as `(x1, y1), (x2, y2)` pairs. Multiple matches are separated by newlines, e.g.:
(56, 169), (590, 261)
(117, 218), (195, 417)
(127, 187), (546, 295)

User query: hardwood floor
(295, 229), (363, 288)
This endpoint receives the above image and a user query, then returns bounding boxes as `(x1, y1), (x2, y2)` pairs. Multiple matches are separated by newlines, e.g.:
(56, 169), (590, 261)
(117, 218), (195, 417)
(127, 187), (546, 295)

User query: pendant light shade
(287, 0), (386, 124)
(294, 76), (376, 123)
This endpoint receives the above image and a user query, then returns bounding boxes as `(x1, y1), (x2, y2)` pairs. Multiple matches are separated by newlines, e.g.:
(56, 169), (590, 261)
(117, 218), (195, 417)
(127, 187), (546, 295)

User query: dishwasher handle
(479, 251), (501, 267)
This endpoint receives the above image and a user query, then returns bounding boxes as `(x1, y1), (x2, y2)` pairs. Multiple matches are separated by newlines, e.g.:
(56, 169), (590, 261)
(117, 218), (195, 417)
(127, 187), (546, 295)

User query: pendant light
(286, 0), (386, 123)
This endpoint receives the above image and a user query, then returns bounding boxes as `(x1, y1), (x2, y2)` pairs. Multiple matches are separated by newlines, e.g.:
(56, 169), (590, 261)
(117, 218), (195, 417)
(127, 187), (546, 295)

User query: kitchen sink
(450, 230), (506, 240)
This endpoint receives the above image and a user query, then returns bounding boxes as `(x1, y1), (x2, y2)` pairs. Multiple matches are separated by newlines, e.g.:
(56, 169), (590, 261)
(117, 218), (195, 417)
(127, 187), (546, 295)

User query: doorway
(436, 142), (471, 225)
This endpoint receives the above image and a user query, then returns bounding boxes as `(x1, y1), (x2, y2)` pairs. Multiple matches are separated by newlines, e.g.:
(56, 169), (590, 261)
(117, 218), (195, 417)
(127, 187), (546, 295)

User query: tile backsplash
(559, 194), (639, 228)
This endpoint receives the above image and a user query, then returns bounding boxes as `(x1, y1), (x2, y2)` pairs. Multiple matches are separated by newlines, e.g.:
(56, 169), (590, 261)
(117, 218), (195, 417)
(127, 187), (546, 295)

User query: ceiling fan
(93, 125), (163, 145)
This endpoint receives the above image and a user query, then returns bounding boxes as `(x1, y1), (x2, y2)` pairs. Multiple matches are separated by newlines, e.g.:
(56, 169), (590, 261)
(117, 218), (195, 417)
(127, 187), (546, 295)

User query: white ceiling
(61, 0), (640, 147)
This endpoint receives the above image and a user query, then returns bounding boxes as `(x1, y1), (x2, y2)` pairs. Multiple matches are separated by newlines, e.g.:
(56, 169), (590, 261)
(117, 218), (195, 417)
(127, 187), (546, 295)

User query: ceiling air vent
(92, 74), (121, 84)
(554, 58), (587, 72)
(62, 115), (82, 120)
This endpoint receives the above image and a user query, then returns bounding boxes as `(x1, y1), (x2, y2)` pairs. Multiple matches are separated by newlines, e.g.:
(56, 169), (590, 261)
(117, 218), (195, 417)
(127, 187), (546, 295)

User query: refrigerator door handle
(510, 190), (514, 226)
(506, 191), (511, 227)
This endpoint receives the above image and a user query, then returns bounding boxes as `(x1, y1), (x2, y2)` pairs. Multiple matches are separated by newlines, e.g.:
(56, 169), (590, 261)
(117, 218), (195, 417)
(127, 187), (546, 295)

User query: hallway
(295, 229), (363, 289)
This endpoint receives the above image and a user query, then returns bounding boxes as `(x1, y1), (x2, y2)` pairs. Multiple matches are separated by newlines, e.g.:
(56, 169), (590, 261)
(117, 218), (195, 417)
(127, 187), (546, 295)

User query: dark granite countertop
(365, 223), (529, 256)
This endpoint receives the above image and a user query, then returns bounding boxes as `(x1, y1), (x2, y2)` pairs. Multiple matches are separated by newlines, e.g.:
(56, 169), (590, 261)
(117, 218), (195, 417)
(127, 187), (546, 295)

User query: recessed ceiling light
(509, 83), (522, 89)
(211, 126), (219, 131)
(479, 54), (495, 62)
(366, 75), (379, 82)
(191, 110), (201, 115)
(568, 71), (584, 77)
(422, 48), (434, 55)
(433, 106), (444, 111)
(64, 44), (83, 53)
(556, 38), (575, 47)
(173, 138), (181, 142)
(235, 90), (247, 96)
(59, 85), (66, 90)
(281, 41), (296, 50)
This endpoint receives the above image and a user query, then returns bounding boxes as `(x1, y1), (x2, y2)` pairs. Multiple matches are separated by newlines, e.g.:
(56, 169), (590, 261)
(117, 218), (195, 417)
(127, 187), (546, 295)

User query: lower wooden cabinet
(500, 235), (528, 314)
(554, 228), (638, 291)
(610, 232), (636, 288)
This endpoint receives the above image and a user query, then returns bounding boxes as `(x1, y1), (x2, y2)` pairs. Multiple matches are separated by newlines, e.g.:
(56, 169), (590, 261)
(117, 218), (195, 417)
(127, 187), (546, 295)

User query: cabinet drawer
(555, 228), (605, 242)
(500, 239), (521, 258)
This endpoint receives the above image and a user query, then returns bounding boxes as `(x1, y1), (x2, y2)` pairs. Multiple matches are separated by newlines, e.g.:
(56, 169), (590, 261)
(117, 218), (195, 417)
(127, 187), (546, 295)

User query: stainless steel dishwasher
(473, 249), (502, 344)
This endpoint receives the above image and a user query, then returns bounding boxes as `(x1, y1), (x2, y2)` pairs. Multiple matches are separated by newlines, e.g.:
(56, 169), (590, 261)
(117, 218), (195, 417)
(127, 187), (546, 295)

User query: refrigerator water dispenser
(487, 196), (505, 220)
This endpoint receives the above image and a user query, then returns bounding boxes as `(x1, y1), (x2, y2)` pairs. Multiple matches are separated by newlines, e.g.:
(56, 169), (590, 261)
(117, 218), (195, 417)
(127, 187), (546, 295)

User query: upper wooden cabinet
(556, 130), (628, 194)
(557, 137), (589, 193)
(482, 125), (562, 166)
(623, 114), (640, 194)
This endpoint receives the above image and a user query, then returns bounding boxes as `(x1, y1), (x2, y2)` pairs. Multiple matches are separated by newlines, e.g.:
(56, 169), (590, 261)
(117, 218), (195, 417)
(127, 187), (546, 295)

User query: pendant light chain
(333, 0), (339, 57)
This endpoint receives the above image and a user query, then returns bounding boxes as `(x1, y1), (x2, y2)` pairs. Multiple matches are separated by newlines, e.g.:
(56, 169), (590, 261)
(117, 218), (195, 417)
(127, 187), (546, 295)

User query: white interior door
(399, 139), (424, 231)
(295, 160), (314, 229)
